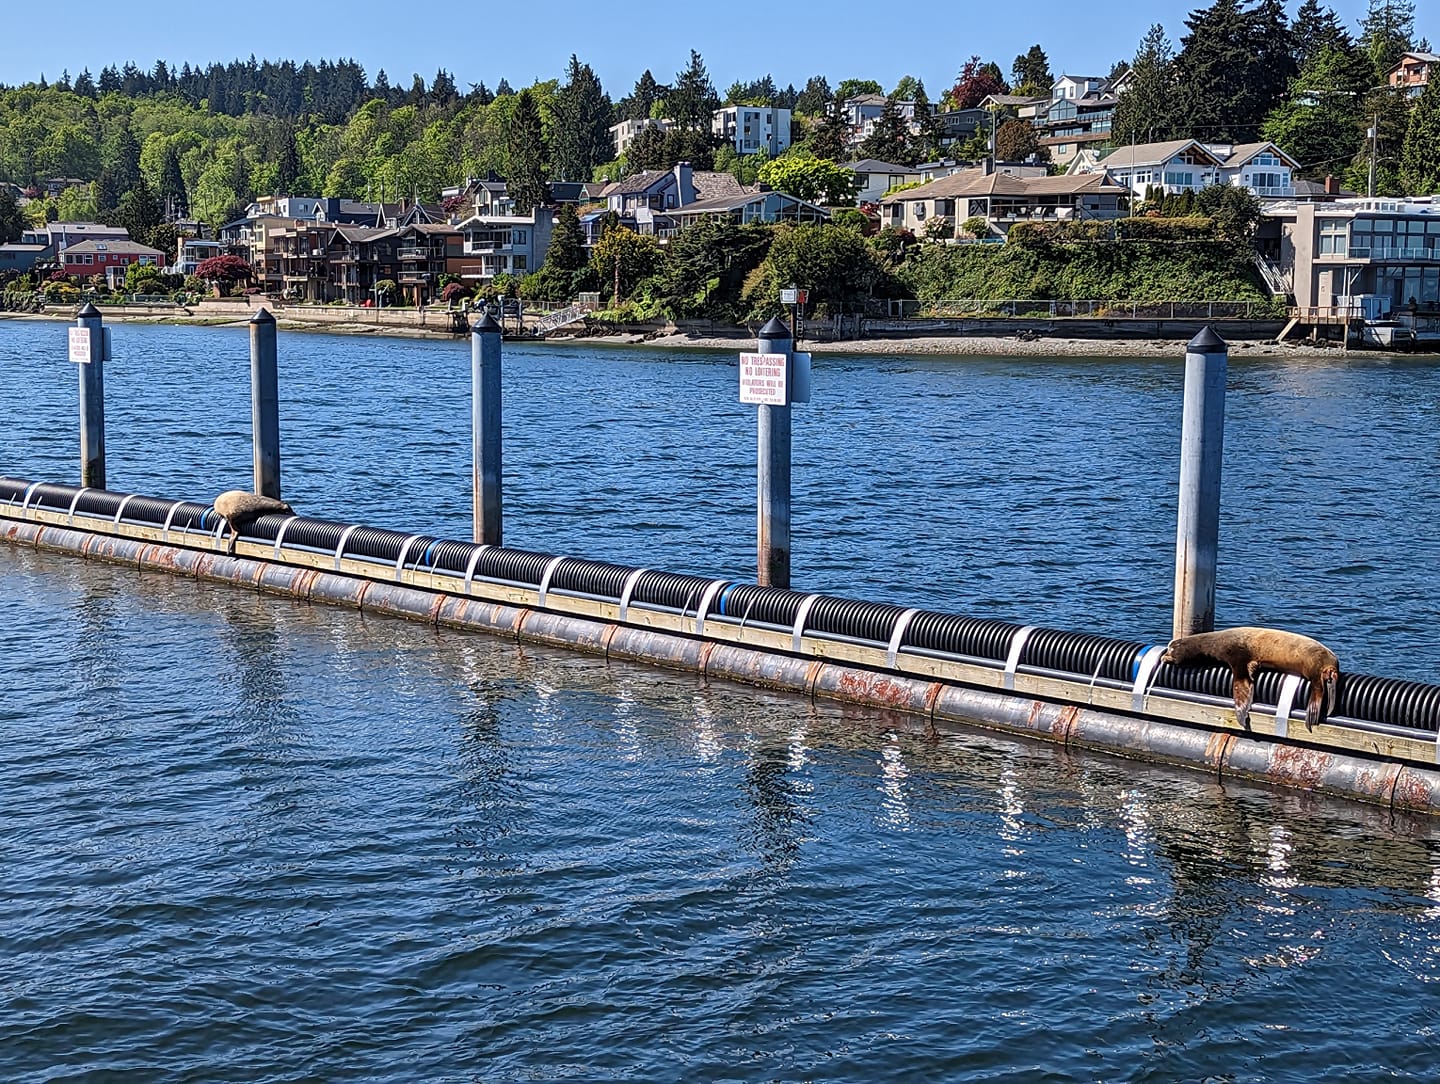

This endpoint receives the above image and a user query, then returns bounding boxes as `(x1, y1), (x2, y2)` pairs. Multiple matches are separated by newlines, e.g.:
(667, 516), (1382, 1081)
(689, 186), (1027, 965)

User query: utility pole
(1368, 113), (1378, 198)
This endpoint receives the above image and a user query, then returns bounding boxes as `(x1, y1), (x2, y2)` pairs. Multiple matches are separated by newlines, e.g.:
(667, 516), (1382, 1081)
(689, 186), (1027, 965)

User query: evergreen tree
(0, 186), (24, 244)
(506, 88), (550, 213)
(795, 75), (832, 116)
(890, 75), (920, 101)
(857, 98), (913, 165)
(808, 104), (850, 162)
(374, 69), (392, 101)
(73, 69), (96, 97)
(626, 124), (667, 172)
(1262, 46), (1368, 177)
(1172, 0), (1294, 143)
(495, 78), (514, 97)
(97, 126), (141, 213)
(1292, 0), (1354, 67)
(1113, 24), (1178, 143)
(776, 83), (799, 110)
(625, 70), (662, 121)
(98, 66), (120, 94)
(158, 143), (187, 217)
(1360, 0), (1416, 85)
(546, 202), (586, 272)
(669, 50), (719, 129)
(552, 56), (613, 181)
(275, 127), (301, 194)
(115, 176), (162, 247)
(470, 81), (494, 105)
(909, 80), (944, 164)
(431, 68), (458, 106)
(1011, 45), (1053, 95)
(406, 74), (427, 106)
(1400, 77), (1440, 194)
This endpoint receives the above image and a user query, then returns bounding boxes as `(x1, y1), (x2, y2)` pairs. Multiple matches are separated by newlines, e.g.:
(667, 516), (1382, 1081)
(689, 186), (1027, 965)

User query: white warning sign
(738, 352), (788, 405)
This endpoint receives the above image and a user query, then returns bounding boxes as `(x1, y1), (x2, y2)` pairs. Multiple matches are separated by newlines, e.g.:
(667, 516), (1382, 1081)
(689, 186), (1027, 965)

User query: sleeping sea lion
(1162, 626), (1340, 731)
(213, 490), (294, 554)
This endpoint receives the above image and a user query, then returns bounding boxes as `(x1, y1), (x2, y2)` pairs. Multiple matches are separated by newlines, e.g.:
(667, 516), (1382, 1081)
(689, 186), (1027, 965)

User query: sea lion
(1162, 626), (1340, 731)
(213, 490), (294, 554)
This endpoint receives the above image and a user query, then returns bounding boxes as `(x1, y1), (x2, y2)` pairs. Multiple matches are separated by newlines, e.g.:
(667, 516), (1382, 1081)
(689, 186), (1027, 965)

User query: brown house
(395, 223), (463, 305)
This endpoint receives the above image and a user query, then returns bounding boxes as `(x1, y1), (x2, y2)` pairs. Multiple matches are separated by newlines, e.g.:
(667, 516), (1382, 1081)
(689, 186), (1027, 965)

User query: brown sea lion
(213, 490), (294, 554)
(1162, 626), (1340, 731)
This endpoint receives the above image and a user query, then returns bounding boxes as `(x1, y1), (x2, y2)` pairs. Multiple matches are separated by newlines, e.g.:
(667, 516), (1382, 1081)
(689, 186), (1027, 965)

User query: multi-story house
(1031, 75), (1119, 168)
(1266, 197), (1440, 314)
(172, 237), (223, 276)
(609, 117), (673, 158)
(843, 159), (923, 204)
(1092, 139), (1297, 199)
(61, 239), (165, 284)
(325, 226), (398, 305)
(459, 208), (553, 285)
(1387, 51), (1436, 97)
(395, 223), (462, 305)
(711, 105), (791, 155)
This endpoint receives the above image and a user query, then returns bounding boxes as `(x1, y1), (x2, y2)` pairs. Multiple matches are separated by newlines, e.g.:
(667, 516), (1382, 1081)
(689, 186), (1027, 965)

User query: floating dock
(6, 476), (1440, 814)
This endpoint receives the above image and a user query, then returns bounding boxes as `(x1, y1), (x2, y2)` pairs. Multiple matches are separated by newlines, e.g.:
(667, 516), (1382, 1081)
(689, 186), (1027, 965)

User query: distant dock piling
(472, 313), (503, 546)
(73, 303), (106, 489)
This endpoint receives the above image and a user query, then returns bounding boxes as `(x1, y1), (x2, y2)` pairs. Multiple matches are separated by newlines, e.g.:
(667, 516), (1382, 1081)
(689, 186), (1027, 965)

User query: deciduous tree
(758, 155), (858, 204)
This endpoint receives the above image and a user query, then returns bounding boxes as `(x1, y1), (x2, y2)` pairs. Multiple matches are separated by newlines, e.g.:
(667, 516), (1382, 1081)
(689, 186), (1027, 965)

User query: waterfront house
(0, 243), (49, 274)
(712, 105), (791, 156)
(843, 159), (923, 204)
(1031, 75), (1120, 168)
(325, 226), (399, 304)
(604, 163), (747, 219)
(1264, 196), (1440, 314)
(394, 223), (462, 304)
(1092, 139), (1297, 199)
(665, 188), (830, 233)
(459, 208), (553, 285)
(61, 239), (164, 284)
(171, 237), (223, 276)
(880, 166), (1125, 237)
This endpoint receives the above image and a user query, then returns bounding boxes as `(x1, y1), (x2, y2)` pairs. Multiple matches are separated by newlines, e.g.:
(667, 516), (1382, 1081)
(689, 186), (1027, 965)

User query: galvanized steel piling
(74, 303), (106, 489)
(249, 308), (282, 500)
(1173, 326), (1228, 639)
(757, 316), (793, 589)
(471, 313), (503, 546)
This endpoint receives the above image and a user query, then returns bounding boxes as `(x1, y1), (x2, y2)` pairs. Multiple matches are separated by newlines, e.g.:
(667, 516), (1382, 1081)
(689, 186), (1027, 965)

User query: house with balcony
(1091, 139), (1297, 199)
(665, 188), (830, 232)
(325, 226), (398, 304)
(712, 105), (791, 156)
(458, 208), (553, 285)
(1387, 51), (1436, 97)
(1266, 197), (1440, 314)
(171, 237), (223, 276)
(394, 223), (462, 305)
(270, 223), (338, 302)
(1031, 75), (1120, 168)
(880, 166), (1125, 237)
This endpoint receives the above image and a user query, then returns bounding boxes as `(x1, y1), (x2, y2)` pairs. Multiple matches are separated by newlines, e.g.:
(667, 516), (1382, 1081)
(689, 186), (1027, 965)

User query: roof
(614, 170), (671, 195)
(1216, 141), (1301, 169)
(672, 189), (829, 217)
(691, 171), (747, 200)
(843, 93), (889, 106)
(335, 226), (397, 242)
(1391, 51), (1439, 65)
(842, 159), (920, 174)
(63, 239), (165, 255)
(1093, 139), (1223, 170)
(982, 94), (1048, 107)
(880, 169), (1124, 203)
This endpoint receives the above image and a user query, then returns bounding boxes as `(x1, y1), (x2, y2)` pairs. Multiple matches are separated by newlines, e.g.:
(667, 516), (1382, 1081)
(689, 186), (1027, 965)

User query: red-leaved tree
(945, 57), (1009, 110)
(195, 254), (253, 296)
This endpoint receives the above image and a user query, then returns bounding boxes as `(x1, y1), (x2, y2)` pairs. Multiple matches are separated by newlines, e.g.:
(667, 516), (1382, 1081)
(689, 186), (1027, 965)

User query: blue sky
(4, 0), (1420, 97)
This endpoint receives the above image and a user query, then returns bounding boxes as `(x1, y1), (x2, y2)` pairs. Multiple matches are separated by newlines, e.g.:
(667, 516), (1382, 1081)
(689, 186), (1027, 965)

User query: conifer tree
(1360, 0), (1416, 85)
(158, 143), (187, 217)
(1011, 46), (1053, 96)
(857, 98), (913, 165)
(506, 88), (550, 214)
(1113, 24), (1178, 144)
(546, 202), (586, 272)
(1400, 78), (1440, 194)
(795, 76), (832, 116)
(552, 56), (613, 182)
(808, 103), (850, 162)
(669, 50), (719, 130)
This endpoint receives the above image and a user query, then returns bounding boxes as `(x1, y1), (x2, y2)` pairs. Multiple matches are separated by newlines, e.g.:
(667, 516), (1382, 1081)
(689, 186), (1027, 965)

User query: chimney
(983, 156), (995, 176)
(1324, 175), (1339, 195)
(674, 160), (695, 205)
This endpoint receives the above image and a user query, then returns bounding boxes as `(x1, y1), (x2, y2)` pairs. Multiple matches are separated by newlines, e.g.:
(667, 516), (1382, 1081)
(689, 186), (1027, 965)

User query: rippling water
(4, 319), (1440, 1080)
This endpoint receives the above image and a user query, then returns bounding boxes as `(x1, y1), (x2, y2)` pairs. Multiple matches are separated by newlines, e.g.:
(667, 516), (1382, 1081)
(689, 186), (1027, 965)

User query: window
(80, 253), (93, 264)
(513, 255), (527, 271)
(1164, 171), (1194, 187)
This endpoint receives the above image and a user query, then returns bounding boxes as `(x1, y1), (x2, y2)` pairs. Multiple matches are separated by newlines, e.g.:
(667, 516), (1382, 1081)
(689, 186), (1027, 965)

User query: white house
(1051, 74), (1107, 100)
(458, 207), (552, 283)
(609, 117), (673, 157)
(712, 105), (791, 156)
(1092, 139), (1297, 199)
(843, 159), (922, 204)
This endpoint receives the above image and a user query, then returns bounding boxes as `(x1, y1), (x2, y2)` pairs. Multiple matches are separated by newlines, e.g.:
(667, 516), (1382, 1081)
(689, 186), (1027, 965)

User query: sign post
(749, 316), (794, 588)
(72, 304), (106, 489)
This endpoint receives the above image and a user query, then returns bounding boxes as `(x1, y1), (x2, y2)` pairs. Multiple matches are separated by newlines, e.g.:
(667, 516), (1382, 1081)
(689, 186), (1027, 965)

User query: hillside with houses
(1, 0), (1437, 326)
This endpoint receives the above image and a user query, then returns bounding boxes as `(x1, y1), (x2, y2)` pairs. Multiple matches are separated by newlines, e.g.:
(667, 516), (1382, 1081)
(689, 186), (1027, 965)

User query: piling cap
(1187, 326), (1227, 353)
(249, 307), (275, 324)
(758, 315), (791, 340)
(76, 302), (100, 318)
(472, 313), (502, 334)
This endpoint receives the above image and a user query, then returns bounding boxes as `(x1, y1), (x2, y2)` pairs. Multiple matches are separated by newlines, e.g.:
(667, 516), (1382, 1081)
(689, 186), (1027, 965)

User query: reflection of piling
(249, 308), (281, 499)
(1173, 327), (1228, 639)
(757, 316), (793, 588)
(75, 303), (106, 488)
(472, 313), (503, 546)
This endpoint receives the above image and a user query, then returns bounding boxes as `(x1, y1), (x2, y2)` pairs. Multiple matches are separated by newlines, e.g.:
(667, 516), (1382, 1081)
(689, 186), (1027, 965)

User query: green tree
(590, 225), (663, 302)
(669, 50), (719, 130)
(115, 176), (161, 248)
(546, 202), (586, 272)
(626, 123), (667, 172)
(1360, 0), (1416, 85)
(758, 155), (858, 204)
(807, 105), (850, 162)
(1113, 24), (1179, 143)
(994, 118), (1044, 162)
(889, 75), (920, 101)
(275, 126), (302, 193)
(158, 142), (187, 217)
(623, 70), (664, 121)
(1262, 46), (1368, 178)
(857, 98), (913, 165)
(551, 56), (613, 181)
(506, 88), (550, 213)
(1011, 45), (1053, 95)
(835, 79), (883, 102)
(0, 186), (23, 242)
(1292, 0), (1357, 67)
(1172, 0), (1295, 143)
(38, 125), (100, 181)
(743, 223), (886, 316)
(1400, 77), (1440, 194)
(795, 76), (832, 116)
(647, 217), (773, 318)
(97, 125), (141, 213)
(909, 81), (944, 164)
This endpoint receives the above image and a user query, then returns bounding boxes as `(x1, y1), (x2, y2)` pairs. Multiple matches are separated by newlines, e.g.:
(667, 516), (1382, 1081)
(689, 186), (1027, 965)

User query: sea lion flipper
(1233, 675), (1254, 731)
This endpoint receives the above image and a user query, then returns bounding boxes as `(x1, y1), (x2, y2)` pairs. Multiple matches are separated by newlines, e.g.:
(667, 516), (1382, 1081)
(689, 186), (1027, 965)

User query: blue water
(4, 318), (1440, 1080)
